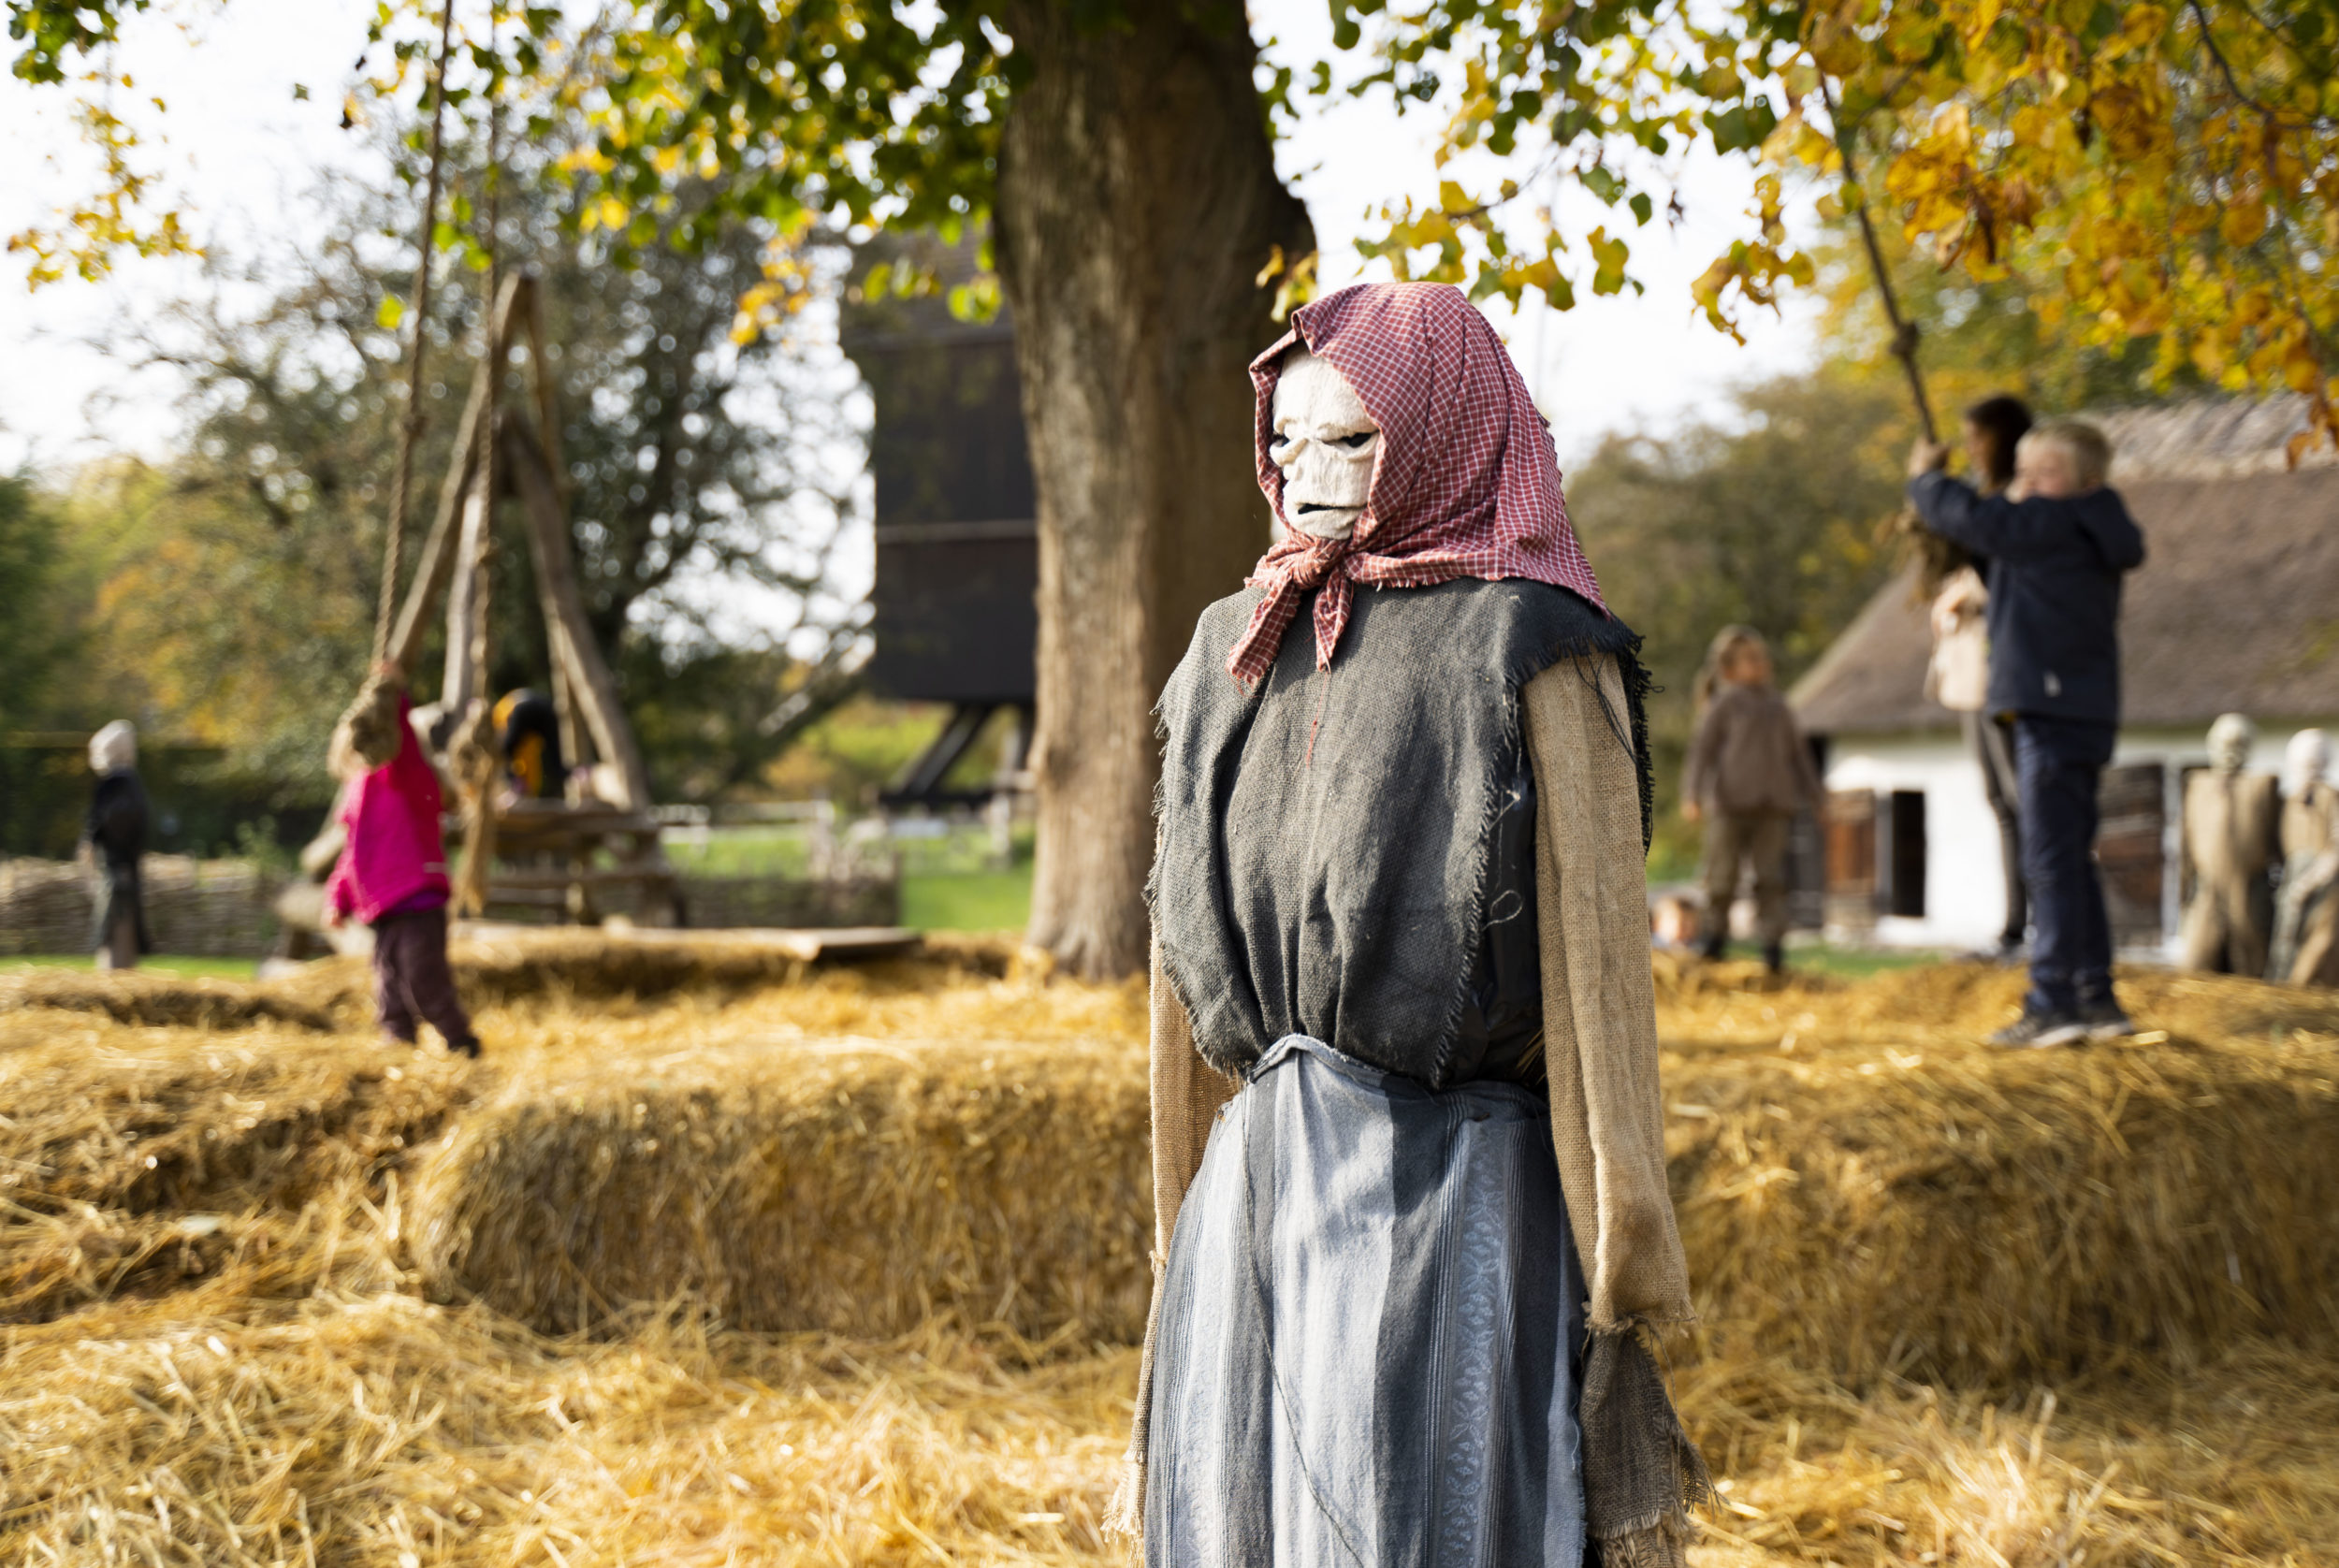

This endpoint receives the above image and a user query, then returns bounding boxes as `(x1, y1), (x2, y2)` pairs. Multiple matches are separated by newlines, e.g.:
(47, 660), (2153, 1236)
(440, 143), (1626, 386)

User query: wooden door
(2097, 761), (2168, 944)
(1824, 789), (1878, 932)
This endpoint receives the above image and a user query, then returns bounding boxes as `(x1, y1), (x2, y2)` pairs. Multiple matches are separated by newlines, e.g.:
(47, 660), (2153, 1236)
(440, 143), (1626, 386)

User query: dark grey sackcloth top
(1152, 577), (1647, 1092)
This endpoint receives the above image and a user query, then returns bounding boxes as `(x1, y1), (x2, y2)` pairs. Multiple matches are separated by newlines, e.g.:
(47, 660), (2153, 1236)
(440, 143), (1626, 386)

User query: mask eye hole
(1334, 432), (1374, 450)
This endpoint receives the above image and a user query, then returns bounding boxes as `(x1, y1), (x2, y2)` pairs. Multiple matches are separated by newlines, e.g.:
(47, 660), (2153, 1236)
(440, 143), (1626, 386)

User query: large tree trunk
(994, 0), (1311, 979)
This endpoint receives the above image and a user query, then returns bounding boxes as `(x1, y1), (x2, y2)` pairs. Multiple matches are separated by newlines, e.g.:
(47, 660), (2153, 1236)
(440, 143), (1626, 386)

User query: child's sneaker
(1988, 1009), (2088, 1049)
(2078, 1000), (2135, 1039)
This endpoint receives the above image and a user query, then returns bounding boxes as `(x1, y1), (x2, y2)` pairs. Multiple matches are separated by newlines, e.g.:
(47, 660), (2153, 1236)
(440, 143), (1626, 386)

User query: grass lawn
(901, 869), (1032, 934)
(661, 826), (817, 878)
(1774, 941), (1946, 980)
(0, 954), (262, 980)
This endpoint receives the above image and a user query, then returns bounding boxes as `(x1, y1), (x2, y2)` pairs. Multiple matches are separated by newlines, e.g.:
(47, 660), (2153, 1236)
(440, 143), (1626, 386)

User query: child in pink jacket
(325, 686), (480, 1057)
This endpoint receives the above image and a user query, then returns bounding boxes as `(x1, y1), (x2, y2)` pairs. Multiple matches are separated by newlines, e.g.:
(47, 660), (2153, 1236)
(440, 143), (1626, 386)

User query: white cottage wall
(1822, 733), (2002, 949)
(1820, 720), (2339, 954)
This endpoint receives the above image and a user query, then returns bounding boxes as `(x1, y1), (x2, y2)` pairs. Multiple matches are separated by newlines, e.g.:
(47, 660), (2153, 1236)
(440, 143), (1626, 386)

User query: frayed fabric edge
(1594, 1513), (1697, 1568)
(1102, 1452), (1145, 1559)
(1579, 1318), (1715, 1568)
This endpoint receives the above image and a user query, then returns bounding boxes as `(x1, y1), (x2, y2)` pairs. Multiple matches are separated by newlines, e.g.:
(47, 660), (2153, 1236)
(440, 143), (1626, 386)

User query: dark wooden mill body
(842, 255), (1039, 808)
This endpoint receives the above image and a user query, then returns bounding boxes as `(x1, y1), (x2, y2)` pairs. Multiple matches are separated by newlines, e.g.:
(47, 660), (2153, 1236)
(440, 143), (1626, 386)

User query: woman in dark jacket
(84, 719), (152, 970)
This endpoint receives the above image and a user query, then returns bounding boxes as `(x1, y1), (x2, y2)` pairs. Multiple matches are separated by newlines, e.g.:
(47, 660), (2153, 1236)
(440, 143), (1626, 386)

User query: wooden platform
(454, 921), (923, 964)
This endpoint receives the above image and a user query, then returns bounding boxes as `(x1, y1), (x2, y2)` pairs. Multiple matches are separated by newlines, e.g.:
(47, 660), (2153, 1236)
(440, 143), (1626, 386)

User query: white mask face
(2209, 712), (2256, 774)
(2288, 727), (2330, 791)
(1269, 349), (1378, 541)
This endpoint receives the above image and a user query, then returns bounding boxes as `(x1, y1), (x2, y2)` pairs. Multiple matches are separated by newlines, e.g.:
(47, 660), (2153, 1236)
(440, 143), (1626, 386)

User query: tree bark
(994, 0), (1311, 979)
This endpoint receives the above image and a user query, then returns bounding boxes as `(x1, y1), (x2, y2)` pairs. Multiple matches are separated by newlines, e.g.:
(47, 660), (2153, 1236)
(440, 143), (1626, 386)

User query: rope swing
(320, 4), (676, 925)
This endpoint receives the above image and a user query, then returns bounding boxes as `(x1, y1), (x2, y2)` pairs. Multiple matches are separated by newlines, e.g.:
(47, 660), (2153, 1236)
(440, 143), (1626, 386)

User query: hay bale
(1, 1294), (1133, 1566)
(0, 965), (357, 1030)
(0, 933), (1024, 1035)
(410, 1035), (1152, 1341)
(1676, 1337), (2339, 1563)
(1667, 965), (2339, 1385)
(439, 926), (1020, 1009)
(11, 954), (2339, 1564)
(0, 1010), (472, 1321)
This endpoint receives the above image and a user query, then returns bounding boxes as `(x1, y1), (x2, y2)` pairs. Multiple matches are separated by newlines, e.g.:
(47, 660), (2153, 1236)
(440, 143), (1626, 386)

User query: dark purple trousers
(370, 905), (477, 1053)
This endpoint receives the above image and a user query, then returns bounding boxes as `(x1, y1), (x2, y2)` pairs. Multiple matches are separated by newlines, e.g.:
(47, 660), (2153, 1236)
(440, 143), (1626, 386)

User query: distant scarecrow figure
(83, 719), (152, 971)
(2273, 728), (2339, 986)
(1119, 283), (1708, 1568)
(2181, 713), (2282, 977)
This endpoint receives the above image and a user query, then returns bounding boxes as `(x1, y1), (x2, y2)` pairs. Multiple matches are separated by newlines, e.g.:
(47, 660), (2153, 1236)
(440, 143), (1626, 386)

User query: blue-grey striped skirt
(1147, 1034), (1586, 1567)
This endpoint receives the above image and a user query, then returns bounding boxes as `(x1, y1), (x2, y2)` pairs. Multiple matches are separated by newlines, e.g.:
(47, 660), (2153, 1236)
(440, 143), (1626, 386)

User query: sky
(0, 0), (1823, 482)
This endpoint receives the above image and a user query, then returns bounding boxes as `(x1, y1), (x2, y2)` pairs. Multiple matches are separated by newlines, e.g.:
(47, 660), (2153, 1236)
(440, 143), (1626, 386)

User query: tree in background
(50, 136), (863, 810)
(1809, 223), (2201, 422)
(555, 0), (1313, 976)
(0, 477), (74, 738)
(1359, 2), (2339, 454)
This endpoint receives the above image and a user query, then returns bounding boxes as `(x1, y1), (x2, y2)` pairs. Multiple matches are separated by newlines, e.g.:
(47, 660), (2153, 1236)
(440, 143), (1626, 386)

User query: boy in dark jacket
(1908, 420), (2147, 1045)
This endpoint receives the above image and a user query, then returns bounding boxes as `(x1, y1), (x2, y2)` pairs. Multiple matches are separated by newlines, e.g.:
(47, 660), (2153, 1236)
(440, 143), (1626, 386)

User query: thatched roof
(2096, 395), (2339, 482)
(1793, 399), (2339, 735)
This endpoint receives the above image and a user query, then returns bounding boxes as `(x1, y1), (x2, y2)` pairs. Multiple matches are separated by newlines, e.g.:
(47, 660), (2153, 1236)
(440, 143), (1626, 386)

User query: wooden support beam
(502, 407), (656, 813)
(439, 485), (492, 718)
(386, 272), (532, 675)
(517, 276), (585, 768)
(521, 275), (568, 509)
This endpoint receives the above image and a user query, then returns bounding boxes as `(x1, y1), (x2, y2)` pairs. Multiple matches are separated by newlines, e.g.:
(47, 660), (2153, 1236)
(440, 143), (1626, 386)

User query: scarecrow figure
(2181, 713), (2282, 976)
(2273, 728), (2339, 986)
(1117, 283), (1707, 1568)
(83, 720), (152, 971)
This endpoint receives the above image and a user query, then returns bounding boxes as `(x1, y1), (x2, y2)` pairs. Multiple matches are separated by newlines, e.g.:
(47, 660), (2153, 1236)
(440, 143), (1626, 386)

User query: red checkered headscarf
(1226, 282), (1605, 685)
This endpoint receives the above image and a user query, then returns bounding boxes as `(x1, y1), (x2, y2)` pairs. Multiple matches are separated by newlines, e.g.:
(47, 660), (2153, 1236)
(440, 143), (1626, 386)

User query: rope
(451, 0), (507, 918)
(370, 0), (464, 668)
(1818, 74), (1938, 443)
(1818, 71), (1975, 601)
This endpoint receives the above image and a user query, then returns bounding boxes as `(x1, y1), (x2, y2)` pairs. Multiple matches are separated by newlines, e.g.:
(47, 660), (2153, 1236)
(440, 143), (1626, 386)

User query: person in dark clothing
(493, 688), (565, 799)
(83, 719), (153, 971)
(1909, 419), (2148, 1046)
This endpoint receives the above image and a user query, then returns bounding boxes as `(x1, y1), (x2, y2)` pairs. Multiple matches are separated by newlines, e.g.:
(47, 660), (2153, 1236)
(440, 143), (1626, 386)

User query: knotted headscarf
(1227, 282), (1606, 685)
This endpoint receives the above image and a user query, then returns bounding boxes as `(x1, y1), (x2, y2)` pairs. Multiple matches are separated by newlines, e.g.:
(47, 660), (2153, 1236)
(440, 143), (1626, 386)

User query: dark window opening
(1885, 789), (1927, 919)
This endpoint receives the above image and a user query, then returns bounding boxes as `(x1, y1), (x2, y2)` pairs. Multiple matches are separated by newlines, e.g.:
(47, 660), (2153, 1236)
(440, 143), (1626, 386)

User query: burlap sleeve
(1106, 937), (1237, 1546)
(1528, 655), (1711, 1566)
(1523, 654), (1693, 1328)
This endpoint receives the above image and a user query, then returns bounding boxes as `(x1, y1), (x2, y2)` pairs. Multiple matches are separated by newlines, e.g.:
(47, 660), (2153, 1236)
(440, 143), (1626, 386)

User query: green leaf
(376, 295), (403, 330)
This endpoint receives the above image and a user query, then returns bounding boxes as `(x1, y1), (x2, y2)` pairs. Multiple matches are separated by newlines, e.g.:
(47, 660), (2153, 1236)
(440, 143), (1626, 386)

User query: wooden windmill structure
(384, 270), (682, 926)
